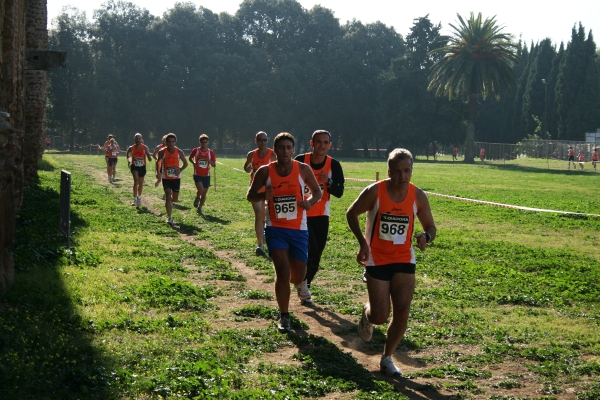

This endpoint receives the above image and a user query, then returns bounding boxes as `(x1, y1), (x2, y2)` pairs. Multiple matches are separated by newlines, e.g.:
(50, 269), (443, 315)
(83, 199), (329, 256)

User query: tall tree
(428, 12), (518, 162)
(556, 24), (599, 140)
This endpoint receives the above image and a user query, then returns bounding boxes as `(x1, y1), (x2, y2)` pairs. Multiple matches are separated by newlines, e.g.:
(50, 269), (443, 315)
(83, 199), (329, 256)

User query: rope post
(376, 172), (379, 181)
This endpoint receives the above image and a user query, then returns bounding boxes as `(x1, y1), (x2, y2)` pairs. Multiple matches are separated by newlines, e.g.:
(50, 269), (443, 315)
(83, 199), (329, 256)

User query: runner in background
(126, 133), (152, 206)
(246, 132), (322, 333)
(45, 136), (51, 152)
(153, 135), (167, 187)
(592, 148), (598, 170)
(346, 148), (436, 376)
(103, 137), (120, 183)
(479, 146), (485, 163)
(98, 134), (115, 182)
(452, 145), (458, 161)
(189, 134), (216, 216)
(577, 150), (585, 170)
(156, 133), (188, 226)
(293, 130), (344, 305)
(244, 131), (277, 257)
(568, 146), (575, 169)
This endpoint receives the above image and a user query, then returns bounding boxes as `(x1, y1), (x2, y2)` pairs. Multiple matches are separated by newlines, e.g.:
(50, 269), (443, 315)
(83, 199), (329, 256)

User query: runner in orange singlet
(479, 146), (485, 163)
(153, 135), (167, 187)
(293, 130), (344, 304)
(592, 148), (598, 170)
(189, 134), (216, 216)
(103, 137), (120, 183)
(346, 148), (436, 376)
(126, 133), (152, 206)
(568, 146), (575, 170)
(244, 131), (277, 257)
(156, 133), (188, 226)
(247, 132), (322, 333)
(577, 150), (585, 170)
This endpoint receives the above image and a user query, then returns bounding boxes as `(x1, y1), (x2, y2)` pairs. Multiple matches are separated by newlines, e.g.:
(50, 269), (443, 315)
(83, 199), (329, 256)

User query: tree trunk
(463, 92), (478, 163)
(23, 0), (48, 185)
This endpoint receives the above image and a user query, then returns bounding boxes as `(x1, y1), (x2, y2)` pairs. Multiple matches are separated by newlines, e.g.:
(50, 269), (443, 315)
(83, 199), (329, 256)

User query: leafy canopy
(427, 12), (518, 101)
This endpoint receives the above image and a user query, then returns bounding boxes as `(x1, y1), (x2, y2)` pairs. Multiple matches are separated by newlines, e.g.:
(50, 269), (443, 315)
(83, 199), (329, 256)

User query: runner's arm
(329, 159), (344, 198)
(246, 166), (269, 202)
(243, 151), (253, 173)
(346, 184), (378, 265)
(188, 149), (196, 165)
(299, 163), (322, 210)
(179, 150), (188, 171)
(414, 188), (436, 252)
(209, 150), (216, 167)
(145, 145), (152, 161)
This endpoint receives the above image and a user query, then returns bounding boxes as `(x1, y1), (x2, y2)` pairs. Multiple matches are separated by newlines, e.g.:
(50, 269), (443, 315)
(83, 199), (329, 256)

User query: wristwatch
(425, 232), (432, 243)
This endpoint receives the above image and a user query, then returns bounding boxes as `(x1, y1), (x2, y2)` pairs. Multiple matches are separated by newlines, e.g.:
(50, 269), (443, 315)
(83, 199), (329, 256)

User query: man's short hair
(311, 130), (331, 142)
(274, 132), (295, 148)
(199, 134), (209, 141)
(256, 131), (267, 139)
(134, 133), (142, 138)
(387, 148), (413, 168)
(107, 134), (113, 139)
(165, 133), (177, 143)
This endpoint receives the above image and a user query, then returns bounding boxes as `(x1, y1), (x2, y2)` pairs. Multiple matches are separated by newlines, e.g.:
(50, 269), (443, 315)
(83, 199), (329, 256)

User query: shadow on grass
(0, 178), (116, 399)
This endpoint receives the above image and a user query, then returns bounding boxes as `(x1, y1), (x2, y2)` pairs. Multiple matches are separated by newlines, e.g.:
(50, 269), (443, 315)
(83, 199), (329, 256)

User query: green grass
(1, 153), (599, 399)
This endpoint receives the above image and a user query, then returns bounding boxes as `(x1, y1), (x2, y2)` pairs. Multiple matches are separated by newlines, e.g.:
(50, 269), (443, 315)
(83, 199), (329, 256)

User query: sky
(47, 0), (600, 47)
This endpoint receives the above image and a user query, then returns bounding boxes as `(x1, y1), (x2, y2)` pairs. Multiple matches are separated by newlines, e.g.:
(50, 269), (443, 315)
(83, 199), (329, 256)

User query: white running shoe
(277, 314), (291, 333)
(131, 198), (137, 206)
(296, 280), (311, 303)
(380, 355), (401, 377)
(167, 217), (174, 226)
(136, 197), (141, 206)
(358, 303), (373, 342)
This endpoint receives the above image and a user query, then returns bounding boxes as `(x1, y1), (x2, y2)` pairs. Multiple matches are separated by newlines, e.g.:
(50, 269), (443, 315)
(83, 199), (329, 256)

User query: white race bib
(111, 151), (118, 156)
(198, 159), (209, 168)
(379, 214), (409, 244)
(166, 166), (179, 178)
(133, 158), (144, 167)
(273, 195), (297, 220)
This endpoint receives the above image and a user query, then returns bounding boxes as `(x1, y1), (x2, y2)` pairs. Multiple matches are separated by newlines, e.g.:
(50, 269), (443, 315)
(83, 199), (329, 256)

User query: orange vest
(569, 148), (575, 157)
(107, 144), (119, 158)
(162, 147), (181, 180)
(265, 161), (306, 230)
(593, 151), (598, 161)
(251, 148), (273, 181)
(303, 153), (331, 217)
(131, 144), (147, 167)
(480, 148), (485, 158)
(365, 181), (417, 266)
(578, 152), (585, 162)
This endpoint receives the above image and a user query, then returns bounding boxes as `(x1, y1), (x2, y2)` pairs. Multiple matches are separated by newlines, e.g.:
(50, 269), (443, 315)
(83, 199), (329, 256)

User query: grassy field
(1, 152), (599, 400)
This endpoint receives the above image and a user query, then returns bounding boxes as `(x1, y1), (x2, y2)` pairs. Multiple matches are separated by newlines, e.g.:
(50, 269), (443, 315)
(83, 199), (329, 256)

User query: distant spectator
(452, 145), (458, 161)
(479, 147), (485, 163)
(592, 148), (598, 170)
(45, 136), (51, 151)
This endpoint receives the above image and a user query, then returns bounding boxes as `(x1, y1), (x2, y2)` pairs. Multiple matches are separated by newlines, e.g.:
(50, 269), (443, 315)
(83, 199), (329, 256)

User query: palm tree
(428, 12), (518, 162)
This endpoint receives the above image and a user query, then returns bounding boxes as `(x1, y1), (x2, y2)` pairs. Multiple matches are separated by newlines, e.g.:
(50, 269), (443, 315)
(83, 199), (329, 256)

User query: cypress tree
(546, 43), (564, 139)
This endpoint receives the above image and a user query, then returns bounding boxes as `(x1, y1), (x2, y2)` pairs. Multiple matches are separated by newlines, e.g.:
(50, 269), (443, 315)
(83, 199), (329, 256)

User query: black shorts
(162, 179), (181, 192)
(131, 165), (147, 177)
(569, 156), (575, 161)
(193, 175), (211, 188)
(107, 157), (118, 166)
(366, 263), (416, 281)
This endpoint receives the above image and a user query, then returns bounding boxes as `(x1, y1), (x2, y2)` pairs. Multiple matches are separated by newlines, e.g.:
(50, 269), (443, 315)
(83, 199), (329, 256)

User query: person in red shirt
(452, 145), (458, 161)
(479, 146), (485, 162)
(188, 134), (216, 216)
(592, 148), (598, 170)
(126, 133), (152, 206)
(346, 148), (436, 377)
(243, 131), (277, 257)
(246, 132), (322, 333)
(156, 133), (188, 226)
(568, 146), (575, 169)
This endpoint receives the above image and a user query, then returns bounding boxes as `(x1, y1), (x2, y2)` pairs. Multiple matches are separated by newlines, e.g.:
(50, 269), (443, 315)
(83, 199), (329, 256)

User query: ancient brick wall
(0, 0), (28, 292)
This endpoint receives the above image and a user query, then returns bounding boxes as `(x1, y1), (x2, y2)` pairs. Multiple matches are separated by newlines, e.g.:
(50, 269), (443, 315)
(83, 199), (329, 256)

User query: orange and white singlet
(265, 161), (307, 230)
(480, 148), (485, 158)
(303, 153), (332, 217)
(131, 144), (147, 167)
(162, 147), (182, 180)
(578, 152), (585, 162)
(365, 181), (418, 266)
(569, 148), (575, 157)
(593, 151), (599, 161)
(107, 144), (119, 158)
(251, 148), (274, 181)
(190, 147), (215, 177)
